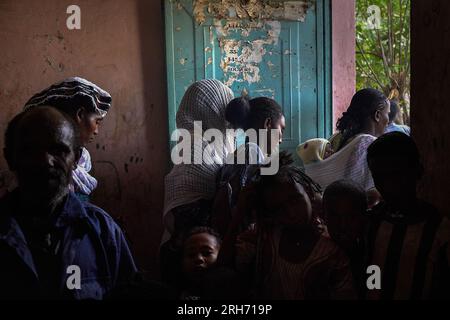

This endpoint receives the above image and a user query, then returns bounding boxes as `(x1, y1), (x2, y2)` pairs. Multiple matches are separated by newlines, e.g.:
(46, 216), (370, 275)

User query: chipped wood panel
(165, 0), (331, 157)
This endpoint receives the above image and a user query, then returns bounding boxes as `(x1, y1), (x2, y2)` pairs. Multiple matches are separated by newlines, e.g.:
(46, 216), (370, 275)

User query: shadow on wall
(134, 0), (169, 279)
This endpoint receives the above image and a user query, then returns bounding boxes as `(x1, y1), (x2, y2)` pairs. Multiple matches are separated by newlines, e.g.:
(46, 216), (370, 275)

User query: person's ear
(75, 107), (86, 124)
(263, 117), (272, 130)
(374, 110), (381, 123)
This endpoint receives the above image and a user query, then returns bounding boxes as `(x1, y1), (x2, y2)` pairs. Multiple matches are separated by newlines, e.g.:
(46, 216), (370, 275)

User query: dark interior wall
(0, 0), (169, 276)
(411, 0), (450, 217)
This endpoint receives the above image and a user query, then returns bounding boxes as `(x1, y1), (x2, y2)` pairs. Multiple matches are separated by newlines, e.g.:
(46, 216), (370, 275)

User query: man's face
(12, 115), (77, 203)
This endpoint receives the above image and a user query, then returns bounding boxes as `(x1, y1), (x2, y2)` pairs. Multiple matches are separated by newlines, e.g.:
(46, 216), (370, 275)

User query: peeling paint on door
(216, 20), (281, 86)
(165, 0), (332, 156)
(193, 0), (313, 24)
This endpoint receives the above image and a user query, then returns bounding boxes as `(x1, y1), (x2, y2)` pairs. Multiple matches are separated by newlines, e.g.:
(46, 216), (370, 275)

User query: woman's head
(225, 96), (285, 154)
(24, 77), (112, 147)
(336, 88), (390, 149)
(176, 79), (234, 133)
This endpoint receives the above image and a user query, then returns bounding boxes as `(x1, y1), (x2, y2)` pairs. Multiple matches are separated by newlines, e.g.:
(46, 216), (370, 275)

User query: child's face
(324, 196), (364, 249)
(262, 181), (312, 226)
(182, 233), (220, 280)
(369, 156), (418, 208)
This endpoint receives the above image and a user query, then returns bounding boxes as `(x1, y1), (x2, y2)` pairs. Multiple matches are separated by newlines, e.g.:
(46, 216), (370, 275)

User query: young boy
(180, 227), (221, 299)
(366, 132), (450, 299)
(323, 180), (368, 298)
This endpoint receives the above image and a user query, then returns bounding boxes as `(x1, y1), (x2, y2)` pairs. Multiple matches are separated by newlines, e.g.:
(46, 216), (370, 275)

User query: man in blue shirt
(385, 99), (411, 136)
(0, 106), (137, 299)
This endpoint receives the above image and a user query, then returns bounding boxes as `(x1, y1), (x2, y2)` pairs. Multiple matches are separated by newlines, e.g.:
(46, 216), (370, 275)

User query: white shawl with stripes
(304, 134), (376, 191)
(162, 79), (234, 242)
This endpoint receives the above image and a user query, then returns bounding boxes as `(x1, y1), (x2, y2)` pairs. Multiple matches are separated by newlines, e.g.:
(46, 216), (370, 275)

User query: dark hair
(4, 108), (82, 163)
(367, 132), (421, 168)
(4, 111), (29, 161)
(183, 226), (222, 247)
(323, 180), (367, 213)
(225, 96), (283, 131)
(388, 99), (399, 123)
(336, 88), (389, 150)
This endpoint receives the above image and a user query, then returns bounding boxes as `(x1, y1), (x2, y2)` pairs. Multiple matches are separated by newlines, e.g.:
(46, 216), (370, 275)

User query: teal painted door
(165, 0), (331, 158)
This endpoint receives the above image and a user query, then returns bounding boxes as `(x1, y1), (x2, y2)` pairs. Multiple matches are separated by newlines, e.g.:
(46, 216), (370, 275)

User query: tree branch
(356, 41), (386, 89)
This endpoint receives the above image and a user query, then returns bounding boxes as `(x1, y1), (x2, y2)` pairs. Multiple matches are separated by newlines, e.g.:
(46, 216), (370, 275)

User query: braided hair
(336, 88), (389, 151)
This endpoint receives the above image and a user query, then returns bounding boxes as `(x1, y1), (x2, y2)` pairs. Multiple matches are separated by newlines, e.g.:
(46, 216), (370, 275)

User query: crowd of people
(0, 77), (448, 300)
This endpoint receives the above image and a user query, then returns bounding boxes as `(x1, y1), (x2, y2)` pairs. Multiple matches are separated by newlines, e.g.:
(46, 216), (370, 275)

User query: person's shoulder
(81, 200), (122, 234)
(356, 134), (377, 144)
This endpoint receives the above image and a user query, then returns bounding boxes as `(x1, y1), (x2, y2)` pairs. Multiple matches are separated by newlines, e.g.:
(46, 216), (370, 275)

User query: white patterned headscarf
(23, 77), (112, 196)
(24, 77), (112, 117)
(162, 79), (234, 243)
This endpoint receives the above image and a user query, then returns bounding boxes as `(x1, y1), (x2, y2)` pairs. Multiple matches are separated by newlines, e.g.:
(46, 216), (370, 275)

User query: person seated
(229, 158), (356, 300)
(211, 96), (286, 238)
(24, 77), (112, 201)
(0, 107), (136, 300)
(306, 88), (390, 192)
(297, 138), (333, 165)
(323, 180), (368, 298)
(366, 132), (450, 300)
(384, 100), (410, 136)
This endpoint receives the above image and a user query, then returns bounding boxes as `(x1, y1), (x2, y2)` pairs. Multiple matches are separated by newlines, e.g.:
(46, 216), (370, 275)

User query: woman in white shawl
(304, 88), (390, 194)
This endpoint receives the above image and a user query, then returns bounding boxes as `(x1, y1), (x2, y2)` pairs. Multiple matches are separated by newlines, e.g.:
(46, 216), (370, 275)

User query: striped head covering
(176, 79), (234, 132)
(162, 79), (235, 244)
(23, 77), (112, 117)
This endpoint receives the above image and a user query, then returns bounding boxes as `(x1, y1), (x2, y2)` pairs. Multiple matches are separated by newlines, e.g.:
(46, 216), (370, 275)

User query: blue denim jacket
(0, 190), (137, 300)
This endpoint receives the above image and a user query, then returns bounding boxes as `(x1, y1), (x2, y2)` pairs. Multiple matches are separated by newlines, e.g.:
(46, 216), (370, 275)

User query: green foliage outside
(356, 0), (410, 124)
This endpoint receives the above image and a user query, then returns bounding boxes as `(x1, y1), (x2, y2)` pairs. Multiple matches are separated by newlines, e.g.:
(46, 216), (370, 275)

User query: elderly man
(0, 106), (136, 299)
